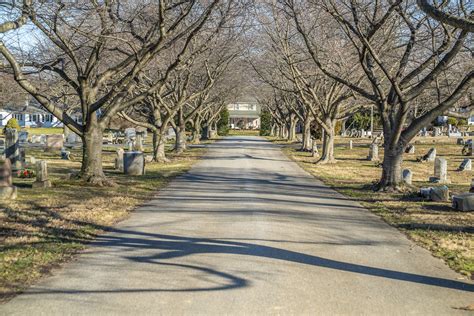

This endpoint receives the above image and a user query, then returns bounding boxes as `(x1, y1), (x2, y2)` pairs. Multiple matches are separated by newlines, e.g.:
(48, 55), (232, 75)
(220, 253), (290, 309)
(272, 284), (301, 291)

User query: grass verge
(0, 143), (209, 302)
(274, 136), (473, 279)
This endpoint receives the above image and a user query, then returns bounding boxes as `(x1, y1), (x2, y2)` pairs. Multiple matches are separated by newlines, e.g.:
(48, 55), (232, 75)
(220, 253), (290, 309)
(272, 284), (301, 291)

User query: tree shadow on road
(12, 227), (474, 296)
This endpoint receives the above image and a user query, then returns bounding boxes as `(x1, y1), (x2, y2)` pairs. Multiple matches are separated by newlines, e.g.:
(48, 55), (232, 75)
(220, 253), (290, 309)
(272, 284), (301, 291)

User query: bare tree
(286, 0), (473, 189)
(417, 0), (474, 32)
(0, 0), (224, 185)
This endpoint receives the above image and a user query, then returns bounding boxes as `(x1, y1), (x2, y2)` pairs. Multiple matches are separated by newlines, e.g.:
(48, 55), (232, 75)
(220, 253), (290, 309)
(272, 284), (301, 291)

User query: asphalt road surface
(2, 136), (473, 315)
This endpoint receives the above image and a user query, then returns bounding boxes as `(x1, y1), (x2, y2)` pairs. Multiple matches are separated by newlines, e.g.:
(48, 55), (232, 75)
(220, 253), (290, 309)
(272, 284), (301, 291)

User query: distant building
(0, 98), (63, 128)
(227, 98), (261, 129)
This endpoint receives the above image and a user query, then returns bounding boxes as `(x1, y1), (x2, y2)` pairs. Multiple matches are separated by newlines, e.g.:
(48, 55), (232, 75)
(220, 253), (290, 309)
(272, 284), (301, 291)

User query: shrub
(259, 109), (272, 136)
(3, 118), (21, 134)
(447, 117), (458, 127)
(217, 108), (230, 136)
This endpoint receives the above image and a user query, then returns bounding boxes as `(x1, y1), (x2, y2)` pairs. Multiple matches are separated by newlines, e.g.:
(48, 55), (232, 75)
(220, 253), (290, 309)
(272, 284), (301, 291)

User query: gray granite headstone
(452, 193), (474, 212)
(115, 148), (124, 172)
(367, 144), (379, 161)
(33, 160), (51, 188)
(5, 128), (21, 170)
(422, 148), (436, 162)
(402, 169), (412, 185)
(430, 157), (449, 183)
(458, 158), (472, 171)
(124, 151), (145, 176)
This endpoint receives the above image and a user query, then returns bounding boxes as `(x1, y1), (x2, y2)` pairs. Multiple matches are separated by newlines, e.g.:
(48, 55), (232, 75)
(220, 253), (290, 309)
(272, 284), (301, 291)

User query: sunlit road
(2, 136), (472, 315)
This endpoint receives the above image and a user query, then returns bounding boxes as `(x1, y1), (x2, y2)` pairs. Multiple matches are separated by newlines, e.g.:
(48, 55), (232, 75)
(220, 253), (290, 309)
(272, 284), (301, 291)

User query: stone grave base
(452, 193), (474, 212)
(0, 186), (17, 199)
(32, 180), (52, 188)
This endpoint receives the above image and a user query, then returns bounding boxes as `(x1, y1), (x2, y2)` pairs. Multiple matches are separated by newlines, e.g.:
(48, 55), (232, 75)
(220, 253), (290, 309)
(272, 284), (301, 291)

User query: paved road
(2, 136), (473, 315)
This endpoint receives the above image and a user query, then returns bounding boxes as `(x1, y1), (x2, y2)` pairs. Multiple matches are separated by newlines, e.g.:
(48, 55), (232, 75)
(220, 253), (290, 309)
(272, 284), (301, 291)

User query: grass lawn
(0, 143), (210, 302)
(0, 127), (63, 136)
(274, 136), (473, 279)
(228, 129), (260, 136)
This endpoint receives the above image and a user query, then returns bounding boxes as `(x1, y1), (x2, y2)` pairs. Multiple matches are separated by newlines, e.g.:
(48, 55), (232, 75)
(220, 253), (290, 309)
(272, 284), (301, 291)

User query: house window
(13, 114), (23, 121)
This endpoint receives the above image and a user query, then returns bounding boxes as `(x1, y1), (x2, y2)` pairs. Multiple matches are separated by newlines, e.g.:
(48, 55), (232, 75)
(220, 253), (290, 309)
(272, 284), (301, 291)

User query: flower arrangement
(17, 169), (36, 178)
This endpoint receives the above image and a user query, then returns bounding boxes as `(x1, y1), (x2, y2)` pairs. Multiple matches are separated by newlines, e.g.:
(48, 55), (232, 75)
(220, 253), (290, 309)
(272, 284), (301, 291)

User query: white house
(0, 99), (63, 128)
(228, 98), (261, 129)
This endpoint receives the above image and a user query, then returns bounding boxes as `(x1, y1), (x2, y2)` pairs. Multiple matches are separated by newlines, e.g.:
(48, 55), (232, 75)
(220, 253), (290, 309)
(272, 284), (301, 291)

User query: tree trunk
(378, 144), (404, 191)
(81, 117), (110, 185)
(318, 119), (336, 164)
(152, 130), (168, 162)
(201, 123), (209, 140)
(278, 124), (284, 139)
(175, 125), (187, 153)
(300, 117), (312, 151)
(270, 124), (277, 137)
(174, 109), (187, 154)
(191, 118), (201, 144)
(288, 117), (297, 142)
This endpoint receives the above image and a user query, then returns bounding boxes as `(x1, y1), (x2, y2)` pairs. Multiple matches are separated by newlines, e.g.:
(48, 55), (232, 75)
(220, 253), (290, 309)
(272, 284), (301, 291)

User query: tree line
(250, 0), (472, 191)
(0, 0), (250, 185)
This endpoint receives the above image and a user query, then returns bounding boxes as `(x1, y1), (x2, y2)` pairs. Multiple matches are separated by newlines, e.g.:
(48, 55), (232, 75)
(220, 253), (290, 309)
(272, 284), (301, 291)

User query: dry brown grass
(0, 143), (208, 301)
(276, 136), (474, 278)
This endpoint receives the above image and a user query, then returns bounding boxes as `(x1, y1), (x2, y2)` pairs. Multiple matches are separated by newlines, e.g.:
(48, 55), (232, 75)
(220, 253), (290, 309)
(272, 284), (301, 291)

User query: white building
(0, 99), (62, 128)
(227, 99), (261, 129)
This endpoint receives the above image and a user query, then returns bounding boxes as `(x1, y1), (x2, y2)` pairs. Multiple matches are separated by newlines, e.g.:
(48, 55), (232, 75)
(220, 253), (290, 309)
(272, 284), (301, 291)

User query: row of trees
(0, 0), (250, 185)
(252, 0), (472, 190)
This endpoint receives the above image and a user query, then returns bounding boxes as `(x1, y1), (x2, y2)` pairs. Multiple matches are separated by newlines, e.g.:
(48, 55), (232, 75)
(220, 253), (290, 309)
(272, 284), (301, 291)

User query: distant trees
(281, 0), (473, 189)
(0, 0), (242, 184)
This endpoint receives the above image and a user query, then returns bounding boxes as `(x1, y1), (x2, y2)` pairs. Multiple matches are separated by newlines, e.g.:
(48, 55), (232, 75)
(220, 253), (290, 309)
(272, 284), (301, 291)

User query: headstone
(405, 145), (415, 154)
(134, 134), (144, 151)
(66, 133), (78, 144)
(420, 187), (432, 199)
(458, 159), (472, 171)
(5, 128), (21, 170)
(367, 144), (379, 161)
(123, 151), (145, 176)
(45, 134), (64, 151)
(457, 138), (465, 145)
(19, 148), (26, 166)
(60, 149), (71, 160)
(452, 193), (474, 212)
(0, 158), (17, 199)
(166, 127), (176, 140)
(31, 135), (41, 144)
(106, 132), (114, 144)
(145, 155), (154, 163)
(402, 169), (412, 185)
(311, 140), (319, 157)
(32, 160), (51, 188)
(422, 148), (436, 162)
(430, 185), (450, 202)
(25, 156), (36, 167)
(349, 140), (353, 150)
(115, 148), (124, 172)
(125, 128), (136, 143)
(429, 157), (449, 183)
(39, 134), (47, 144)
(18, 131), (28, 143)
